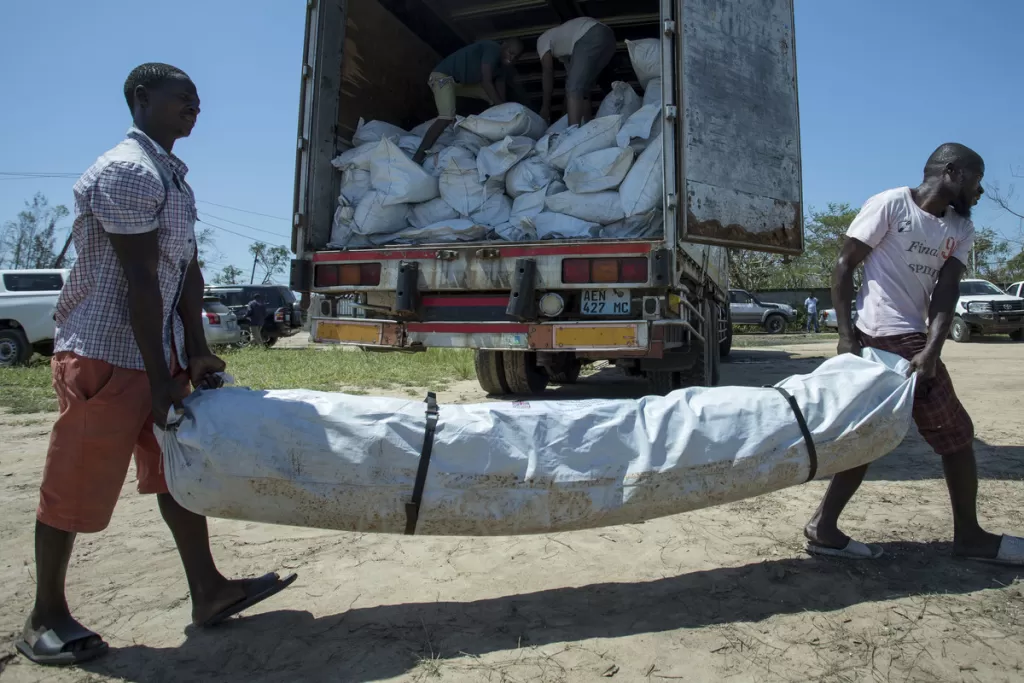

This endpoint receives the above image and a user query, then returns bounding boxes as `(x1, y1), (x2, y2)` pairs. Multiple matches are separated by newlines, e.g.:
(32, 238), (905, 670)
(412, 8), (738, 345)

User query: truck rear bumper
(312, 318), (701, 357)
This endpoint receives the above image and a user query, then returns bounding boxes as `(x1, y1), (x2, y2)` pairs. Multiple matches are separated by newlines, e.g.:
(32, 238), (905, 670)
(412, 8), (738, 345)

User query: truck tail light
(204, 311), (220, 325)
(314, 263), (382, 287)
(562, 258), (649, 284)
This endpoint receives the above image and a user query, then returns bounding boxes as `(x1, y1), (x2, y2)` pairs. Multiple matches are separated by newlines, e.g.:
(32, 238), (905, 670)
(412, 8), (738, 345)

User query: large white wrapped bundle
(626, 39), (660, 88)
(162, 351), (915, 536)
(545, 116), (623, 170)
(616, 105), (663, 154)
(619, 133), (664, 217)
(438, 147), (503, 215)
(456, 103), (548, 141)
(408, 197), (459, 230)
(564, 147), (635, 194)
(369, 138), (439, 206)
(477, 136), (534, 182)
(352, 118), (407, 147)
(596, 81), (642, 120)
(545, 191), (625, 225)
(505, 157), (559, 198)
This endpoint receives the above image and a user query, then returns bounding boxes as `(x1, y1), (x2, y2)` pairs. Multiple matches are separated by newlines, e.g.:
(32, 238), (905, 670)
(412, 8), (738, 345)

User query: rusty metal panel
(678, 0), (803, 254)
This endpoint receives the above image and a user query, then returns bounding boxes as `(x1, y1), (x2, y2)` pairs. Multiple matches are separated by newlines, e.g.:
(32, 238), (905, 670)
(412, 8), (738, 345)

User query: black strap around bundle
(404, 392), (440, 535)
(772, 387), (818, 483)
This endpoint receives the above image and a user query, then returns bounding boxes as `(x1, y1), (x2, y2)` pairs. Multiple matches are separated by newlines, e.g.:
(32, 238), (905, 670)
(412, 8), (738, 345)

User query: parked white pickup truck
(0, 269), (68, 366)
(951, 278), (1024, 342)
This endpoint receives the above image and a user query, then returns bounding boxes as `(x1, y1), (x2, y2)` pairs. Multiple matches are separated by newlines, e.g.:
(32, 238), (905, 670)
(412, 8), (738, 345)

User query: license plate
(580, 289), (631, 316)
(226, 321), (237, 330)
(317, 321), (382, 344)
(553, 324), (642, 349)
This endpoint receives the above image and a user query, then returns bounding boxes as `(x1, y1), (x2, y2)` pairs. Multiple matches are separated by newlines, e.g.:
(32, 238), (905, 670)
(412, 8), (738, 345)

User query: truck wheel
(950, 316), (971, 343)
(0, 329), (31, 367)
(764, 313), (786, 335)
(547, 355), (582, 385)
(503, 351), (549, 395)
(474, 350), (510, 396)
(646, 370), (682, 396)
(720, 305), (733, 359)
(1010, 329), (1023, 342)
(677, 298), (721, 388)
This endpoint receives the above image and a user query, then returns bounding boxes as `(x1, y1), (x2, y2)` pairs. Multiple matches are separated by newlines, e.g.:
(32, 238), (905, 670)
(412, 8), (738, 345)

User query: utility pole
(53, 231), (74, 268)
(250, 252), (258, 284)
(971, 246), (977, 277)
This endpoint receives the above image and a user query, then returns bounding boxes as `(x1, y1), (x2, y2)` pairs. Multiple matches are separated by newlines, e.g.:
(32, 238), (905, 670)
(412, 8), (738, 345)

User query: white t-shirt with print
(536, 17), (599, 60)
(804, 297), (818, 314)
(848, 187), (974, 337)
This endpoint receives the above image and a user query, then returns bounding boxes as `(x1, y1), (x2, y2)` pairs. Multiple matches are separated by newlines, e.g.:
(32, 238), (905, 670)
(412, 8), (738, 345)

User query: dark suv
(204, 285), (303, 346)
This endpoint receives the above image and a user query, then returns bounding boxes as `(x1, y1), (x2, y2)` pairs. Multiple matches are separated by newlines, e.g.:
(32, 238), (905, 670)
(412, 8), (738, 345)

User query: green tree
(248, 242), (291, 284)
(1, 193), (71, 269)
(213, 264), (245, 285)
(195, 226), (220, 271)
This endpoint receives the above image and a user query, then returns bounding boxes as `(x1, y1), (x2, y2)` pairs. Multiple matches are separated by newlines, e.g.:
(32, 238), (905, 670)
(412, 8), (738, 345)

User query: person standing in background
(805, 294), (820, 333)
(245, 293), (268, 346)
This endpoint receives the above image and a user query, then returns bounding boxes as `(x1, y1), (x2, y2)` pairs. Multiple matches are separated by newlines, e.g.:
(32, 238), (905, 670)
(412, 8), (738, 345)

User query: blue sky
(2, 0), (1022, 280)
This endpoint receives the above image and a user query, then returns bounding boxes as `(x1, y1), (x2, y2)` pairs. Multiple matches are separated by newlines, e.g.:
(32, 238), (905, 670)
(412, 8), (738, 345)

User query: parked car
(0, 269), (68, 366)
(204, 284), (303, 347)
(821, 304), (857, 330)
(202, 296), (242, 347)
(951, 278), (1024, 342)
(728, 289), (796, 334)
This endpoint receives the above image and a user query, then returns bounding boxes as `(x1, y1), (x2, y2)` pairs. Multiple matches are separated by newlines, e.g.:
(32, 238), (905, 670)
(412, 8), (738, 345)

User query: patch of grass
(0, 359), (57, 414)
(220, 346), (476, 392)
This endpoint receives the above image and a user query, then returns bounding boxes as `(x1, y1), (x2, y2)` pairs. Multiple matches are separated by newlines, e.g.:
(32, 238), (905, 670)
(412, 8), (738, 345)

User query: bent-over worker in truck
(412, 38), (525, 163)
(16, 62), (296, 668)
(803, 142), (1024, 566)
(537, 17), (616, 126)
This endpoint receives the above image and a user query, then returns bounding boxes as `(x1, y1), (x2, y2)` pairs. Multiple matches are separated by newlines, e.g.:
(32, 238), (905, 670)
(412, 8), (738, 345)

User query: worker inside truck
(411, 38), (525, 163)
(537, 17), (617, 126)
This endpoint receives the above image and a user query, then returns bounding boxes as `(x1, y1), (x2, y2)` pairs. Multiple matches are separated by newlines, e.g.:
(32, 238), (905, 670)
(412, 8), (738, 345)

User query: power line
(198, 211), (290, 238)
(196, 200), (289, 222)
(198, 218), (289, 247)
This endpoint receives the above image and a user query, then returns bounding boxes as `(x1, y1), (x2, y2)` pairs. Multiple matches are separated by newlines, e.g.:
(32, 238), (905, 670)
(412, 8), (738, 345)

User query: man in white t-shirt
(804, 143), (1023, 566)
(804, 295), (819, 333)
(537, 17), (616, 126)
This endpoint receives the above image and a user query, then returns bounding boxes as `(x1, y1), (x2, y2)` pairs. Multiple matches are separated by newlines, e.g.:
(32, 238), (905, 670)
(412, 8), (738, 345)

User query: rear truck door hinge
(393, 261), (421, 315)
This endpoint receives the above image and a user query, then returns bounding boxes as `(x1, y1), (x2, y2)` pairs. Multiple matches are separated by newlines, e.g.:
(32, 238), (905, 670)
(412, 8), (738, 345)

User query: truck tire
(950, 316), (971, 343)
(764, 313), (786, 335)
(720, 305), (733, 359)
(503, 351), (549, 395)
(679, 299), (721, 387)
(474, 350), (510, 396)
(547, 355), (582, 385)
(0, 329), (31, 367)
(646, 369), (682, 396)
(1010, 329), (1023, 342)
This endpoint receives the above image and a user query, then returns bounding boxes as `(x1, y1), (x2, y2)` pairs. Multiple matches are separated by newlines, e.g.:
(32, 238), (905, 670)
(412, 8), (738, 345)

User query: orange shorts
(37, 352), (190, 533)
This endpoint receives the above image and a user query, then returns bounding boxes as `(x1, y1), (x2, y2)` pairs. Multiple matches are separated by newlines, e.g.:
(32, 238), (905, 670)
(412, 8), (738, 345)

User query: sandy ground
(2, 339), (1023, 683)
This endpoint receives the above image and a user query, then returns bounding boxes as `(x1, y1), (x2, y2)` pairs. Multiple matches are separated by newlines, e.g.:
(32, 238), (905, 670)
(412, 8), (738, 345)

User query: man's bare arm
(924, 258), (965, 359)
(540, 52), (554, 120)
(176, 251), (212, 359)
(832, 237), (872, 353)
(480, 62), (504, 106)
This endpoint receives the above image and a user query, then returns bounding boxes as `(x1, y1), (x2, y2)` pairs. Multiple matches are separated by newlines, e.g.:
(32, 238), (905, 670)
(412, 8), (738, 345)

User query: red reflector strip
(620, 257), (648, 283)
(314, 263), (381, 287)
(562, 259), (591, 283)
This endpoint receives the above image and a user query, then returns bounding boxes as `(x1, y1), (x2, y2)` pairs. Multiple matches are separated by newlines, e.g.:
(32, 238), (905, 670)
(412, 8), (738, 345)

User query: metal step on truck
(289, 0), (803, 395)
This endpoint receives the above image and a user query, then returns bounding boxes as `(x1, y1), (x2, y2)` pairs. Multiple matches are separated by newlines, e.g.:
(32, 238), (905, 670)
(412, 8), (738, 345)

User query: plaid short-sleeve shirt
(54, 127), (197, 371)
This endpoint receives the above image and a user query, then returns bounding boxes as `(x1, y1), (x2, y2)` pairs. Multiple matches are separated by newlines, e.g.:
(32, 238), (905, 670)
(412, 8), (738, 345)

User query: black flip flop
(199, 572), (298, 628)
(16, 619), (109, 667)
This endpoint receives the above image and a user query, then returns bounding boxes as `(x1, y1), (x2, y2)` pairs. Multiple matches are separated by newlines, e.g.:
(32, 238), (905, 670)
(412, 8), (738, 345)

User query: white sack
(331, 142), (377, 171)
(596, 81), (642, 120)
(457, 103), (548, 141)
(510, 186), (548, 220)
(398, 135), (424, 156)
(532, 212), (600, 239)
(353, 190), (409, 236)
(408, 197), (459, 230)
(545, 191), (626, 225)
(369, 138), (439, 206)
(352, 118), (407, 147)
(545, 115), (623, 170)
(619, 133), (664, 217)
(438, 147), (502, 215)
(626, 39), (660, 88)
(616, 105), (663, 153)
(505, 157), (558, 198)
(330, 202), (356, 247)
(389, 219), (488, 245)
(450, 127), (490, 155)
(546, 115), (569, 136)
(642, 77), (662, 108)
(339, 168), (372, 205)
(477, 136), (534, 182)
(593, 211), (664, 239)
(470, 192), (512, 227)
(563, 147), (635, 194)
(162, 352), (915, 536)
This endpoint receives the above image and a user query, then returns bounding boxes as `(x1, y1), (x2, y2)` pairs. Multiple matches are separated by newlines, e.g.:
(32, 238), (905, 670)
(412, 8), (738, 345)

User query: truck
(0, 269), (68, 367)
(289, 0), (804, 395)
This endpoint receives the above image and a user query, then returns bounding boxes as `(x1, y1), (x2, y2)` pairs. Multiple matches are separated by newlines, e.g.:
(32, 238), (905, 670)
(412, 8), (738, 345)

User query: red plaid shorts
(857, 330), (974, 456)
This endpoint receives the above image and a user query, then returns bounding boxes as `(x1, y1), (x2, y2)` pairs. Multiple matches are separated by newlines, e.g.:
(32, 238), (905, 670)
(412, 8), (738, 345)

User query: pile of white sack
(328, 40), (666, 247)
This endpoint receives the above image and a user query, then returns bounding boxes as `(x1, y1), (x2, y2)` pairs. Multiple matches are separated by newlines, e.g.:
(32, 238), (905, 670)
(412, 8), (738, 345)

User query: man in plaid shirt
(18, 63), (295, 667)
(803, 143), (1024, 565)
